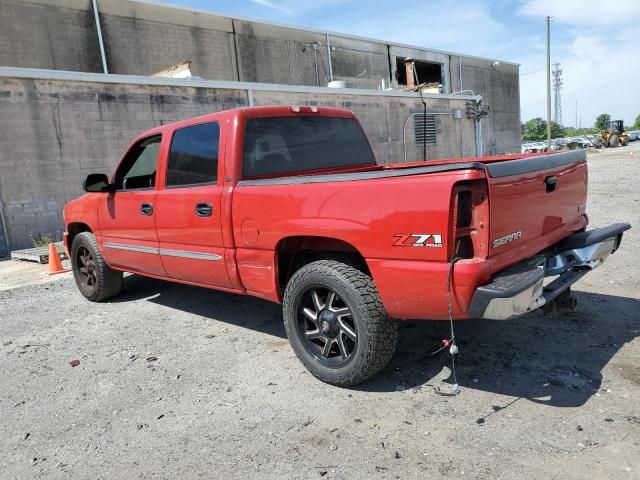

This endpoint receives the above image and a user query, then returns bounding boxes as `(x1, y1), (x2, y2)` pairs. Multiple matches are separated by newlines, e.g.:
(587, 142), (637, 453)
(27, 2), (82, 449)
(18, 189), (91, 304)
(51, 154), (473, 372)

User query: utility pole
(546, 16), (552, 148)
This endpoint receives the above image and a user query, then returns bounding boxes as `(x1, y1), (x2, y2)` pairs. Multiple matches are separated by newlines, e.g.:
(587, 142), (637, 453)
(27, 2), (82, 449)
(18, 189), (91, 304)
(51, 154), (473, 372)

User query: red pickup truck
(63, 106), (630, 386)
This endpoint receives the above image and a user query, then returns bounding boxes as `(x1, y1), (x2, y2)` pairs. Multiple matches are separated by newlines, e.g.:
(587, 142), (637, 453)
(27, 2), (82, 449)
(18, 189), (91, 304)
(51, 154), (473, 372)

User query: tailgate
(485, 151), (588, 265)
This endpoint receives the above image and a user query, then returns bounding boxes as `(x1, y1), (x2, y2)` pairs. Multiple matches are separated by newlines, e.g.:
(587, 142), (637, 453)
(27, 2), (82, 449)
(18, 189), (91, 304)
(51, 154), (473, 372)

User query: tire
(608, 134), (620, 147)
(621, 137), (629, 146)
(71, 232), (123, 302)
(282, 260), (398, 386)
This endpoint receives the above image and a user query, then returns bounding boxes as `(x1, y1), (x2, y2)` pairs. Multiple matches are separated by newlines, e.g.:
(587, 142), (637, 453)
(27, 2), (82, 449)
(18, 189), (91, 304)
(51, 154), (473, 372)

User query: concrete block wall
(331, 36), (391, 90)
(0, 0), (520, 163)
(99, 16), (236, 80)
(233, 20), (326, 86)
(453, 57), (521, 155)
(0, 74), (477, 250)
(98, 0), (238, 80)
(0, 77), (248, 250)
(229, 19), (392, 89)
(0, 1), (519, 100)
(0, 0), (102, 72)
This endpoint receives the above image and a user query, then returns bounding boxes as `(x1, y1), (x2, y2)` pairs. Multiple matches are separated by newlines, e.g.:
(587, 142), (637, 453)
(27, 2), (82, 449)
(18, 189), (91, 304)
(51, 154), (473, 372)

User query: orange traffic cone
(630, 151), (635, 159)
(47, 243), (69, 275)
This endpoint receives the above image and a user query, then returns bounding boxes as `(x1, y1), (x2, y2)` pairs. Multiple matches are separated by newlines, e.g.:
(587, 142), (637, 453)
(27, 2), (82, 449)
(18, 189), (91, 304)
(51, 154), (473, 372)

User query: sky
(163, 0), (638, 127)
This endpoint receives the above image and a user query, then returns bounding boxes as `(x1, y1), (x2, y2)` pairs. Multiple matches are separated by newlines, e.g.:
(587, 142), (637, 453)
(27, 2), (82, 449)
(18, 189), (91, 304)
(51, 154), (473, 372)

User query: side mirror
(83, 173), (113, 193)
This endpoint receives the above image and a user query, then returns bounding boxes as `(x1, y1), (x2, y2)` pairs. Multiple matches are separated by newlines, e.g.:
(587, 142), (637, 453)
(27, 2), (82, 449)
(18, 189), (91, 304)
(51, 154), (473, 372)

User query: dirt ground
(1, 144), (639, 480)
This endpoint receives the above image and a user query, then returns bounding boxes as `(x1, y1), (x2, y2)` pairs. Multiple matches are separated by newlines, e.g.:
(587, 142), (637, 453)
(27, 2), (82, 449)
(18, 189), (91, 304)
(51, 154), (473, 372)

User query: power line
(520, 67), (545, 76)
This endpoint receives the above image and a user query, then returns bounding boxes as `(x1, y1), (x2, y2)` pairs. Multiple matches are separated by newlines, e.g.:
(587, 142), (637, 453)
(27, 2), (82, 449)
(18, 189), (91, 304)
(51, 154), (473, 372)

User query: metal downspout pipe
(91, 0), (108, 74)
(326, 33), (334, 82)
(456, 56), (483, 157)
(475, 118), (483, 156)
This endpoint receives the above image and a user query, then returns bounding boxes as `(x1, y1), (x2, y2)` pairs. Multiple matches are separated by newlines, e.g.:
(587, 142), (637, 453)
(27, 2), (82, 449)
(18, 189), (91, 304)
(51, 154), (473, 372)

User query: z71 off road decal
(492, 231), (522, 248)
(393, 234), (443, 248)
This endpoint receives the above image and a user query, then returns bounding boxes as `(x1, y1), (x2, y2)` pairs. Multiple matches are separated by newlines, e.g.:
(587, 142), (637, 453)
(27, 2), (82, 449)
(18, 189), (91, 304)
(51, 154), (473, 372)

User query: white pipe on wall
(91, 0), (109, 74)
(326, 33), (333, 82)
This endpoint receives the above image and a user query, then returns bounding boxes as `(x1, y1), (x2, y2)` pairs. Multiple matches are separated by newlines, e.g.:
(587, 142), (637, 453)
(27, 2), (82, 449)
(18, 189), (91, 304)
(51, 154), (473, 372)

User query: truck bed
(233, 150), (588, 319)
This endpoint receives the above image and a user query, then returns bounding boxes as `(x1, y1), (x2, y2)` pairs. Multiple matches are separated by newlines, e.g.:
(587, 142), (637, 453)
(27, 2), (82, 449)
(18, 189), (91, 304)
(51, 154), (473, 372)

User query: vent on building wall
(413, 114), (437, 146)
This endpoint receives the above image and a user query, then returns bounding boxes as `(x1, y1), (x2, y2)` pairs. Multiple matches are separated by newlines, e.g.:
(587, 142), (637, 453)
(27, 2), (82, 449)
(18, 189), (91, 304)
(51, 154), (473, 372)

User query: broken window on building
(396, 57), (442, 90)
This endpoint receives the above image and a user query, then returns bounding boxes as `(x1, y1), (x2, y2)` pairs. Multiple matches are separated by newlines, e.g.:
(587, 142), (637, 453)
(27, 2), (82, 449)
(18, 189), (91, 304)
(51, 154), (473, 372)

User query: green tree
(522, 118), (546, 141)
(564, 126), (598, 136)
(633, 114), (640, 130)
(595, 113), (611, 130)
(522, 118), (565, 141)
(550, 121), (565, 138)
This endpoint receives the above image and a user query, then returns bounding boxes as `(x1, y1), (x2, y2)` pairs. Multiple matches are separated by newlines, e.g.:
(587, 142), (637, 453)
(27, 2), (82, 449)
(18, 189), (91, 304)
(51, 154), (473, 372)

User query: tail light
(290, 106), (319, 113)
(449, 181), (489, 260)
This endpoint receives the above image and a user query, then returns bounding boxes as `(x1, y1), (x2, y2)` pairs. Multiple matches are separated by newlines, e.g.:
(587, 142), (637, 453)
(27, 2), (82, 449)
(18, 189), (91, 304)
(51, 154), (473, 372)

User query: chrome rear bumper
(469, 223), (631, 320)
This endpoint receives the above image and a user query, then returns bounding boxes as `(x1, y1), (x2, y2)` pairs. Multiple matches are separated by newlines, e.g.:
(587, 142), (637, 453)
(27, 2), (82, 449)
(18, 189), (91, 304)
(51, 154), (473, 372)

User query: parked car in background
(521, 141), (549, 153)
(565, 137), (592, 149)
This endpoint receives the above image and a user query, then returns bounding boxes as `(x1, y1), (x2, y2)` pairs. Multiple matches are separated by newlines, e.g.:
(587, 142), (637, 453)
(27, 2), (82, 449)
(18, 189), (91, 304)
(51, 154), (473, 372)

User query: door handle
(195, 203), (212, 217)
(544, 176), (558, 192)
(140, 203), (153, 216)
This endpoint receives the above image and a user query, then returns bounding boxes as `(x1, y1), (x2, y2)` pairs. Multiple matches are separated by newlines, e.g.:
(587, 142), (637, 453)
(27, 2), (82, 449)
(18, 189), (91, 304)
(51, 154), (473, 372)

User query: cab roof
(135, 105), (356, 139)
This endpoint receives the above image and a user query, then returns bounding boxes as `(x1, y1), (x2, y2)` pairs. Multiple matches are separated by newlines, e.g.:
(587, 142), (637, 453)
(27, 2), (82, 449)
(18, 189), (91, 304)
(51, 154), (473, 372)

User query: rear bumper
(468, 223), (631, 320)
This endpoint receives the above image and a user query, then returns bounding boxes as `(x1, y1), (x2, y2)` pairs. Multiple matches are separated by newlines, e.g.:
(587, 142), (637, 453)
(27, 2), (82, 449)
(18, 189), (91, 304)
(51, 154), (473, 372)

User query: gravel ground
(1, 144), (639, 479)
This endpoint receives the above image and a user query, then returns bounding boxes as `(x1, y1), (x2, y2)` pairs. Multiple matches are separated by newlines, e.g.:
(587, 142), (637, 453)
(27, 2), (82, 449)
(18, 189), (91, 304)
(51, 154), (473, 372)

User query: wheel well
(276, 236), (369, 293)
(67, 222), (92, 250)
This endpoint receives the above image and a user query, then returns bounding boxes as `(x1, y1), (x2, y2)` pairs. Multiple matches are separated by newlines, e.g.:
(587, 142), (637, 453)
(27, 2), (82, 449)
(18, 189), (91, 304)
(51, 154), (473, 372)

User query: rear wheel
(282, 260), (398, 386)
(71, 232), (122, 302)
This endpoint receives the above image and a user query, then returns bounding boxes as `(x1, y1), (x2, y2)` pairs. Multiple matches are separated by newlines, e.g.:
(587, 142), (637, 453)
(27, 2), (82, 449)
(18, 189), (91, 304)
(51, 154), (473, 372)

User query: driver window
(114, 135), (162, 190)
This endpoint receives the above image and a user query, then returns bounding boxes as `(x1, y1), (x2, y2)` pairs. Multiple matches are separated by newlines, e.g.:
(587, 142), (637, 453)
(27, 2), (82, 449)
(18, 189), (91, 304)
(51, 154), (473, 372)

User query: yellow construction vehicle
(595, 120), (630, 147)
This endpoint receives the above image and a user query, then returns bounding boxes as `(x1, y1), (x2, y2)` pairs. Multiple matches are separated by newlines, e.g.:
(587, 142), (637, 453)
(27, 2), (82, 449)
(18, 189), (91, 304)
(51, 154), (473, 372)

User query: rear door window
(167, 122), (220, 187)
(243, 116), (375, 178)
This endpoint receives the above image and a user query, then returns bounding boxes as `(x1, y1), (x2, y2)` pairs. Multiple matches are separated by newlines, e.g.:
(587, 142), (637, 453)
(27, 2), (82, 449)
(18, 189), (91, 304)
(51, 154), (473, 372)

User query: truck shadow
(111, 274), (286, 339)
(359, 291), (639, 407)
(112, 276), (638, 408)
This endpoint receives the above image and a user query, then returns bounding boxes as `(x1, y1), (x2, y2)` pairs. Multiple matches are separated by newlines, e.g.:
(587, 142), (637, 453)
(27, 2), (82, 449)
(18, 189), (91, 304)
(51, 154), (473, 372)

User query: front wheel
(71, 232), (123, 302)
(282, 260), (398, 387)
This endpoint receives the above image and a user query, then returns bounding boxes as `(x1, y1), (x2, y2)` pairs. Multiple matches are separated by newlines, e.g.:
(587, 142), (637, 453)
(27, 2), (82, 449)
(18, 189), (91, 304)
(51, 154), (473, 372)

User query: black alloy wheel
(71, 232), (123, 302)
(297, 286), (358, 368)
(283, 260), (398, 386)
(75, 246), (98, 296)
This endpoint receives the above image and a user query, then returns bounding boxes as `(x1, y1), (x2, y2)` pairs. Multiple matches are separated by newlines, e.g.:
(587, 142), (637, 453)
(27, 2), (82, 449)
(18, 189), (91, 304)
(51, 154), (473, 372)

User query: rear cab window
(167, 122), (220, 187)
(242, 116), (375, 178)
